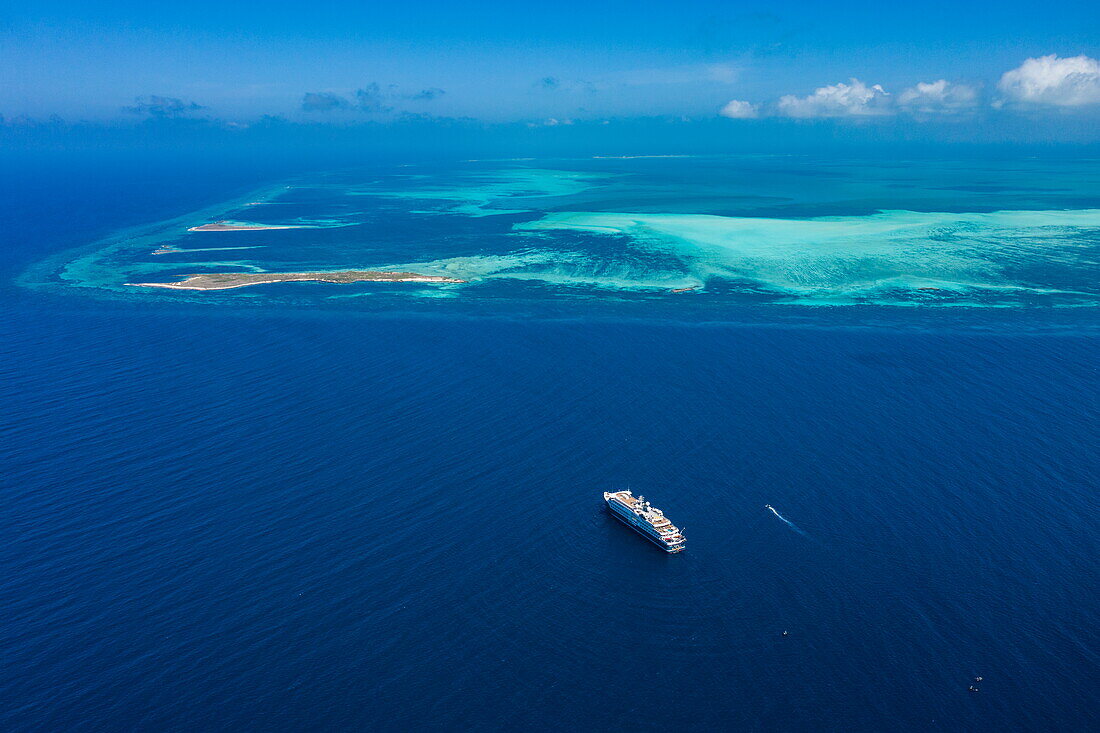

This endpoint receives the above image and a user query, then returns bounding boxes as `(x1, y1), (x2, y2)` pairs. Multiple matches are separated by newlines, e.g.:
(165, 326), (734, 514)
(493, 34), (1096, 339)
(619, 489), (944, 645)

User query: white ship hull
(604, 491), (685, 553)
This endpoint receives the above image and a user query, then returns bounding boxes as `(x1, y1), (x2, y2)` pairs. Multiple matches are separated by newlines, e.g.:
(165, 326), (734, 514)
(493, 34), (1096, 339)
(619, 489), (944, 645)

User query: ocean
(2, 152), (1098, 731)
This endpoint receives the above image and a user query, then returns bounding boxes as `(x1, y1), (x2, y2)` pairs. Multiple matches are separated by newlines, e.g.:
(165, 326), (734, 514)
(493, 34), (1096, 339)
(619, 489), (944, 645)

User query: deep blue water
(2, 154), (1099, 731)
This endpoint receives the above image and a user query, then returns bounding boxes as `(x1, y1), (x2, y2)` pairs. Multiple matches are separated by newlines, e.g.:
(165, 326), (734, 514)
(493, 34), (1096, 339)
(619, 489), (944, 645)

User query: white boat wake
(765, 504), (808, 537)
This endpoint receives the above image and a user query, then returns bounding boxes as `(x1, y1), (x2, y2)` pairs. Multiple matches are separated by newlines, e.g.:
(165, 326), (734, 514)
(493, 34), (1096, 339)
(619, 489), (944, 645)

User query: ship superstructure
(603, 490), (685, 553)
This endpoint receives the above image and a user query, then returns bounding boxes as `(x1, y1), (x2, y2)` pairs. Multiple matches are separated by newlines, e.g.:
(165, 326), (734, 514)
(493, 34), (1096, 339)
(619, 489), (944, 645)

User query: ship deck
(606, 491), (684, 540)
(609, 491), (637, 507)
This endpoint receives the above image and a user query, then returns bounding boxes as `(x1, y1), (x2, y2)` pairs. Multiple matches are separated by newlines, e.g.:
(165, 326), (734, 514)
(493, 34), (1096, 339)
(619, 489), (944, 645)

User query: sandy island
(188, 220), (301, 232)
(127, 271), (466, 291)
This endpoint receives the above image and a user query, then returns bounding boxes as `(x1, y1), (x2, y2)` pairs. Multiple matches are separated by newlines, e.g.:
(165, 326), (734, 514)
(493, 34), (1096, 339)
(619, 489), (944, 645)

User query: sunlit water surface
(3, 154), (1099, 731)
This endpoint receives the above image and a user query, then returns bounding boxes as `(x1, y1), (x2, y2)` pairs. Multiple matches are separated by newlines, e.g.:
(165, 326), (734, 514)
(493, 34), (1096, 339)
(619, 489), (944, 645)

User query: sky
(2, 0), (1099, 148)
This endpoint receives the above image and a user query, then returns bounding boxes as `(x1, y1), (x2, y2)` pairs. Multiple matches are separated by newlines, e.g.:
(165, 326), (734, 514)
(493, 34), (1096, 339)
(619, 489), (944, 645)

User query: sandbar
(127, 271), (466, 291)
(188, 220), (301, 232)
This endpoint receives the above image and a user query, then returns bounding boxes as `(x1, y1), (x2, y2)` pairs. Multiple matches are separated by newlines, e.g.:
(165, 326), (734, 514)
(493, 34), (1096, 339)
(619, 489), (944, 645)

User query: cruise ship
(603, 490), (685, 553)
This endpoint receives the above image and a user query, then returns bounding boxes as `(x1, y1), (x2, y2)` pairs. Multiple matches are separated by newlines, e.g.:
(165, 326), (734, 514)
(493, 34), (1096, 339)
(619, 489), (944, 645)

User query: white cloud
(719, 99), (758, 119)
(997, 54), (1100, 107)
(898, 80), (979, 114)
(526, 117), (574, 127)
(777, 79), (891, 118)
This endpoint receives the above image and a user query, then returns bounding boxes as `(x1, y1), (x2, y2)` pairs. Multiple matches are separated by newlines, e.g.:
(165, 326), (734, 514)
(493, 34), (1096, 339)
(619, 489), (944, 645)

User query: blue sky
(2, 1), (1099, 137)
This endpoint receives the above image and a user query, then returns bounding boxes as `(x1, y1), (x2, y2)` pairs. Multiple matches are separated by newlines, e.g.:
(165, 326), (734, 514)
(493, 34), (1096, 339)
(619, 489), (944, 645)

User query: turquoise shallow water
(518, 207), (1100, 300)
(20, 155), (1100, 311)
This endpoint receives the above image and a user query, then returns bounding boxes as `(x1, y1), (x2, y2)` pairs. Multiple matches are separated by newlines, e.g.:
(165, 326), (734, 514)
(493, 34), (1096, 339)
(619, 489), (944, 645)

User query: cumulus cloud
(718, 99), (758, 119)
(123, 95), (205, 117)
(997, 54), (1100, 107)
(354, 83), (394, 113)
(898, 80), (979, 114)
(301, 92), (350, 112)
(301, 83), (443, 112)
(777, 79), (891, 118)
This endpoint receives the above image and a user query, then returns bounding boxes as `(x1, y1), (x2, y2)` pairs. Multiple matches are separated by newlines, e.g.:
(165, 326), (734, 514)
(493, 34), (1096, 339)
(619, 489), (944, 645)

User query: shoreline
(127, 270), (467, 291)
(188, 221), (302, 232)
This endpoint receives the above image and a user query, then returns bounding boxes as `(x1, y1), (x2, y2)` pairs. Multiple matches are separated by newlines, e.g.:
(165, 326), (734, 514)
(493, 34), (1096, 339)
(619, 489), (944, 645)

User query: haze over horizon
(4, 0), (1100, 150)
